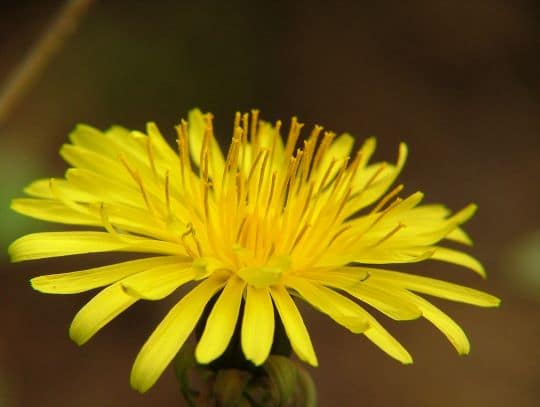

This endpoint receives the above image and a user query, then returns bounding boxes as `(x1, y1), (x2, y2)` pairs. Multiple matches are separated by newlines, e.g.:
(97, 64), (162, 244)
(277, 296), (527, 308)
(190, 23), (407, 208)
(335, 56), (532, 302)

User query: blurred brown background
(1, 0), (539, 406)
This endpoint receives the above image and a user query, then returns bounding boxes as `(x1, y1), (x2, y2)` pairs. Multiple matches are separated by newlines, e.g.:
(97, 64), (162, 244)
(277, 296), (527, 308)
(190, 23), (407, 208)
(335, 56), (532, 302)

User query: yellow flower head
(9, 109), (499, 393)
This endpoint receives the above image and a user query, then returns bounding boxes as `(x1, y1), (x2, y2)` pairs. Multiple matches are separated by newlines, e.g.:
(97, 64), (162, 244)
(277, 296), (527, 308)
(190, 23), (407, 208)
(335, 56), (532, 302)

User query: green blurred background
(1, 1), (540, 405)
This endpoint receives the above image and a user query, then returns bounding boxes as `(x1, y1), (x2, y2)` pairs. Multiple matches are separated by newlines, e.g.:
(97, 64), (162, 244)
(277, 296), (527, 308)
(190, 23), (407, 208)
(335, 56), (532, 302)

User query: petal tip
(7, 238), (23, 263)
(68, 327), (87, 347)
(29, 277), (45, 292)
(194, 346), (214, 366)
(129, 370), (151, 394)
(402, 356), (413, 365)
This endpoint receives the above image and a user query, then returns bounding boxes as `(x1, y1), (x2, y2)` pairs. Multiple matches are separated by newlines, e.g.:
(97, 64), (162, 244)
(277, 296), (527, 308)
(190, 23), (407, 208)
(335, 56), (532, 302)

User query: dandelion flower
(9, 109), (500, 393)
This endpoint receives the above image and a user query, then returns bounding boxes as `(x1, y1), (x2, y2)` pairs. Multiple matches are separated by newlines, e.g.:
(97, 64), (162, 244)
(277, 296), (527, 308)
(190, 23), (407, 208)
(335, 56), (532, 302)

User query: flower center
(235, 255), (290, 288)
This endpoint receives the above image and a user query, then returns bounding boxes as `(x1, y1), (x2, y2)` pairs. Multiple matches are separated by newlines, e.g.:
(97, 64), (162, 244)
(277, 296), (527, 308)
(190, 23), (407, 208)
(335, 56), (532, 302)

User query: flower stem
(0, 0), (95, 125)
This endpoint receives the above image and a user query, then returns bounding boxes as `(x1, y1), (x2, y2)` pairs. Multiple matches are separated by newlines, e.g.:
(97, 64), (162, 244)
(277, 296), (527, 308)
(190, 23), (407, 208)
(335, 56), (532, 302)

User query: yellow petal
(11, 198), (98, 226)
(394, 289), (470, 354)
(130, 277), (226, 393)
(23, 178), (93, 200)
(9, 231), (186, 262)
(69, 124), (116, 158)
(60, 144), (128, 181)
(445, 227), (473, 245)
(374, 203), (476, 248)
(430, 247), (486, 278)
(121, 263), (196, 300)
(304, 275), (411, 363)
(351, 142), (408, 210)
(241, 286), (274, 365)
(257, 120), (285, 170)
(188, 109), (225, 177)
(69, 283), (137, 345)
(65, 168), (146, 208)
(285, 277), (370, 333)
(31, 256), (185, 294)
(105, 126), (145, 160)
(357, 137), (377, 167)
(343, 283), (421, 321)
(361, 308), (413, 364)
(368, 268), (500, 307)
(146, 122), (180, 168)
(316, 133), (355, 180)
(304, 268), (419, 320)
(195, 277), (246, 364)
(304, 267), (371, 286)
(330, 133), (355, 157)
(270, 285), (318, 366)
(94, 201), (183, 242)
(187, 108), (206, 166)
(9, 231), (128, 261)
(348, 246), (435, 266)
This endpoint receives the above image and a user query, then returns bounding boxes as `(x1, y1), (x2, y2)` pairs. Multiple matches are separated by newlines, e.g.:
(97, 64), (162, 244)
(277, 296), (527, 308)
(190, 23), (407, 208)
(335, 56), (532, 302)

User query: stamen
(301, 125), (323, 182)
(329, 157), (350, 196)
(175, 121), (192, 172)
(264, 172), (277, 214)
(221, 132), (241, 195)
(297, 182), (315, 224)
(287, 149), (303, 200)
(326, 225), (352, 248)
(235, 171), (242, 207)
(202, 180), (210, 221)
(370, 184), (404, 214)
(200, 125), (211, 182)
(333, 186), (353, 222)
(119, 154), (153, 214)
(315, 158), (337, 194)
(250, 109), (259, 145)
(175, 135), (188, 196)
(363, 197), (403, 234)
(181, 223), (202, 257)
(357, 163), (387, 196)
(180, 119), (190, 152)
(257, 149), (270, 194)
(245, 149), (267, 193)
(99, 202), (117, 235)
(225, 135), (240, 169)
(48, 178), (87, 213)
(164, 169), (171, 216)
(264, 242), (276, 263)
(267, 120), (281, 169)
(284, 117), (303, 158)
(145, 137), (157, 176)
(371, 222), (406, 247)
(343, 148), (363, 189)
(235, 216), (248, 244)
(242, 112), (249, 142)
(291, 223), (311, 252)
(312, 131), (334, 170)
(279, 156), (299, 209)
(233, 111), (241, 134)
(240, 114), (249, 171)
(203, 113), (217, 179)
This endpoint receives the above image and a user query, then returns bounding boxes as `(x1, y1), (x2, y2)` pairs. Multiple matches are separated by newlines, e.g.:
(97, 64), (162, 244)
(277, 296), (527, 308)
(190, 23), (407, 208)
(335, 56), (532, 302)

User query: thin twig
(0, 0), (96, 125)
